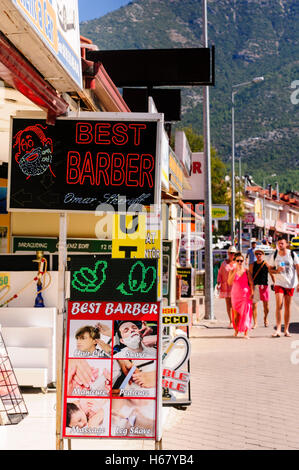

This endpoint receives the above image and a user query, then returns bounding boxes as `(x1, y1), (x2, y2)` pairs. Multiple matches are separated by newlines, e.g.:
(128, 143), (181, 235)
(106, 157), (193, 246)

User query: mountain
(80, 0), (299, 192)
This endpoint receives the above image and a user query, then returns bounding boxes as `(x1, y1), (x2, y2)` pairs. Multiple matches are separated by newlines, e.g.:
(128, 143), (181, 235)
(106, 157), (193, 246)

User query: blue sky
(78, 0), (132, 22)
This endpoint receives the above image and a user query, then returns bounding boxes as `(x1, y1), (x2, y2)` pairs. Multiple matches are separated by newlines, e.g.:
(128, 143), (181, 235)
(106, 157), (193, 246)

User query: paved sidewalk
(1, 291), (299, 450)
(162, 291), (299, 450)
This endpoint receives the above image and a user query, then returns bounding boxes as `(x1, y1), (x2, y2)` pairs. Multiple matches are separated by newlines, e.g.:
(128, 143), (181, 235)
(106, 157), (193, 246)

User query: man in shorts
(268, 237), (299, 337)
(249, 248), (275, 328)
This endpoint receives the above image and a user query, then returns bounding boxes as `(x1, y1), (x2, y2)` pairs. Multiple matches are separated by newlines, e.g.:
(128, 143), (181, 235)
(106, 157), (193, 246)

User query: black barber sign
(9, 117), (159, 212)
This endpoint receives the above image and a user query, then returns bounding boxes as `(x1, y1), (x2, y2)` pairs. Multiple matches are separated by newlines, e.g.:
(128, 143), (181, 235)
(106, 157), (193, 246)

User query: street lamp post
(231, 76), (264, 251)
(202, 0), (214, 320)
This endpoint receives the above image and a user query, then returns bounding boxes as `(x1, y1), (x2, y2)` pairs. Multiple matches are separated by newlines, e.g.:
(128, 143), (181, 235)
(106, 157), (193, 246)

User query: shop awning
(0, 32), (68, 124)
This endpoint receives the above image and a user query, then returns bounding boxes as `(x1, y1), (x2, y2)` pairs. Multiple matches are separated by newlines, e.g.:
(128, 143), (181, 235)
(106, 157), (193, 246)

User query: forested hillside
(80, 0), (299, 191)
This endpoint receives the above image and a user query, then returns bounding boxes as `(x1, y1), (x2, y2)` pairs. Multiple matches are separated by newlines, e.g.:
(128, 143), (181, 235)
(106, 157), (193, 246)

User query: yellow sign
(162, 307), (178, 315)
(211, 205), (229, 220)
(145, 229), (161, 298)
(112, 214), (146, 258)
(163, 315), (189, 325)
(112, 214), (162, 298)
(0, 273), (10, 288)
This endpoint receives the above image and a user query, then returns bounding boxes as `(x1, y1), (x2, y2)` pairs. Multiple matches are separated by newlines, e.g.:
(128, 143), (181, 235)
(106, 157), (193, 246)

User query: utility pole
(202, 0), (214, 320)
(231, 91), (236, 246)
(231, 76), (264, 250)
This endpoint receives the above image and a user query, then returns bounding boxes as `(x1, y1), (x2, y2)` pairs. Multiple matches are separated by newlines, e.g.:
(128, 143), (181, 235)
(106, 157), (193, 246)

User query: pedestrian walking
(228, 252), (254, 339)
(246, 239), (257, 267)
(249, 248), (275, 328)
(268, 237), (299, 337)
(216, 245), (237, 328)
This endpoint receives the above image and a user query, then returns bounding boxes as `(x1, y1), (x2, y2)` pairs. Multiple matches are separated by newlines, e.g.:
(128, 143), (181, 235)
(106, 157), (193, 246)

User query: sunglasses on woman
(236, 259), (244, 263)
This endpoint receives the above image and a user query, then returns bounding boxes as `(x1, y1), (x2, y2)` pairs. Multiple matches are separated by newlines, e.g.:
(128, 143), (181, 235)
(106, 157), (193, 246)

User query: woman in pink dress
(217, 246), (237, 328)
(228, 252), (254, 339)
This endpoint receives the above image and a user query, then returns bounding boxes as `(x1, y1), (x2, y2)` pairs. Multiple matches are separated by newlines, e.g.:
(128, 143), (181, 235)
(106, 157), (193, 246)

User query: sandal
(284, 332), (292, 337)
(264, 319), (269, 327)
(272, 332), (281, 338)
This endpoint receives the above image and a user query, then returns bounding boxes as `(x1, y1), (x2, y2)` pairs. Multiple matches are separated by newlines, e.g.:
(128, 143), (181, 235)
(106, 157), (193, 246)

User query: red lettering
(67, 151), (81, 184)
(96, 153), (110, 185)
(162, 368), (172, 378)
(112, 123), (129, 145)
(111, 153), (125, 186)
(80, 152), (95, 185)
(128, 124), (146, 146)
(76, 123), (92, 144)
(196, 203), (204, 216)
(162, 378), (170, 388)
(162, 378), (186, 392)
(95, 123), (111, 144)
(139, 154), (154, 188)
(177, 383), (186, 392)
(126, 154), (140, 186)
(193, 161), (202, 174)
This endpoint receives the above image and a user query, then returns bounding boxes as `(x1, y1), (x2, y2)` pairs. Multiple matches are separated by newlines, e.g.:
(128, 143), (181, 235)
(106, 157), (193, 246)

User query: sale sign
(9, 115), (160, 212)
(62, 301), (161, 439)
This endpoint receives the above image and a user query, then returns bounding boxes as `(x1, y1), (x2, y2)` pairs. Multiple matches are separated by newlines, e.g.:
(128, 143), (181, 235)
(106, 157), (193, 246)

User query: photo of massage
(65, 398), (110, 437)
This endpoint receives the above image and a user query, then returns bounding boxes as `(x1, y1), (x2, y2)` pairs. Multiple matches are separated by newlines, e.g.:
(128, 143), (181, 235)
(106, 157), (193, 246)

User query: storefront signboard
(9, 0), (82, 89)
(62, 300), (161, 438)
(12, 237), (112, 253)
(211, 205), (229, 221)
(70, 256), (158, 302)
(8, 114), (162, 212)
(177, 267), (194, 298)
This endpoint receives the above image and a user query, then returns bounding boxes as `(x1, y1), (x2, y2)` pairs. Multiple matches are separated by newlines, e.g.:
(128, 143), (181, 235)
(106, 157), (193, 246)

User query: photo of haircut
(69, 320), (112, 358)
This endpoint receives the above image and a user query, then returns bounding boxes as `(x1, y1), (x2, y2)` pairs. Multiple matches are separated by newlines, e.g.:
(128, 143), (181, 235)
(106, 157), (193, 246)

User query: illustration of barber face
(119, 322), (141, 350)
(13, 124), (55, 179)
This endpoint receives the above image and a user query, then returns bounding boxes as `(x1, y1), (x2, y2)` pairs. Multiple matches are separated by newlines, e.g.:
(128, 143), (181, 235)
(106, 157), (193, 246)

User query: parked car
(212, 236), (231, 250)
(290, 237), (299, 249)
(255, 244), (274, 257)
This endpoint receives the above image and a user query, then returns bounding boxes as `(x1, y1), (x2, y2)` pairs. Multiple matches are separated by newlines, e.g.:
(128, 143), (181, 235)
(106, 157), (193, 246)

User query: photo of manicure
(65, 398), (110, 436)
(113, 320), (157, 359)
(112, 359), (156, 397)
(66, 359), (111, 397)
(111, 398), (155, 438)
(69, 320), (112, 358)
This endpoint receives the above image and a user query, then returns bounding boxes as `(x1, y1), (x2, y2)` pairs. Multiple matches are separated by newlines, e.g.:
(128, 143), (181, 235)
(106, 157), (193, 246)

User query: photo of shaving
(113, 320), (157, 359)
(65, 398), (110, 436)
(111, 398), (155, 438)
(112, 359), (156, 398)
(69, 320), (112, 358)
(66, 359), (111, 397)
